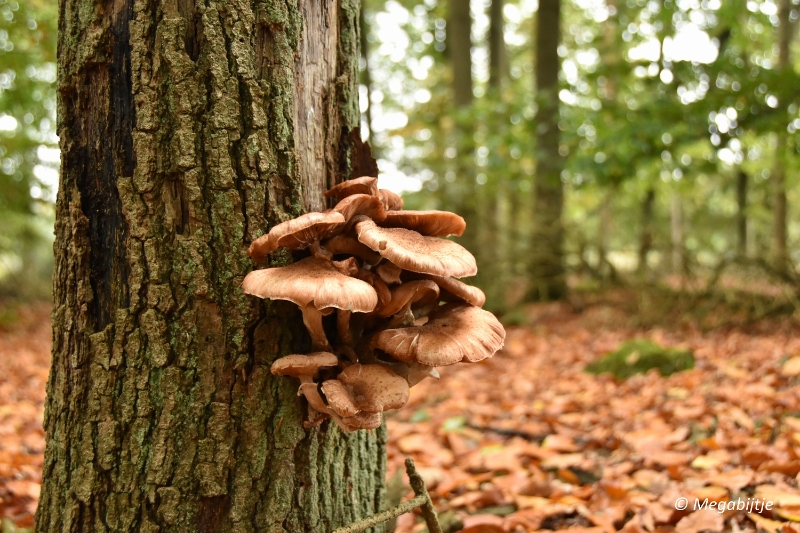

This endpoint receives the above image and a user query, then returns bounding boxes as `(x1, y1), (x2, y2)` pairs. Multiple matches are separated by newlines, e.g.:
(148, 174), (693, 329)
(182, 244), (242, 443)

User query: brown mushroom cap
(322, 234), (382, 265)
(372, 303), (506, 366)
(342, 411), (382, 430)
(378, 189), (404, 210)
(320, 379), (359, 418)
(379, 210), (466, 237)
(375, 261), (403, 285)
(376, 280), (440, 318)
(242, 256), (378, 312)
(271, 352), (339, 378)
(324, 176), (378, 200)
(338, 364), (409, 412)
(333, 194), (387, 222)
(355, 219), (477, 278)
(248, 211), (345, 262)
(421, 273), (486, 307)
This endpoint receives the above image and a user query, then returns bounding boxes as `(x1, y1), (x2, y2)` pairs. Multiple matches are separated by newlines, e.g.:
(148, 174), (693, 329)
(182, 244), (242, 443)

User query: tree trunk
(736, 169), (748, 257)
(771, 0), (792, 269)
(37, 1), (387, 532)
(448, 0), (473, 107)
(528, 0), (566, 301)
(488, 0), (506, 90)
(638, 188), (655, 275)
(670, 190), (684, 274)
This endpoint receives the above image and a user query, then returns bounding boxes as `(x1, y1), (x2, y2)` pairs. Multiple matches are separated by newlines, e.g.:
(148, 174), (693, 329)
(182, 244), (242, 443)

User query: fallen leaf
(675, 509), (725, 533)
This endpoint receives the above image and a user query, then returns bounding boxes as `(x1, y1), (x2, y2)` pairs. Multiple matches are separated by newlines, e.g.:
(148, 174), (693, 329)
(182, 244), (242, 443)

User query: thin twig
(330, 495), (428, 533)
(405, 458), (443, 533)
(331, 458), (442, 533)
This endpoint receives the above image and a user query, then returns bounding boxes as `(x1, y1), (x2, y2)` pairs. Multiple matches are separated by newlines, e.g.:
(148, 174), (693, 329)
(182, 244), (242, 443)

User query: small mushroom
(324, 176), (378, 200)
(378, 189), (404, 210)
(375, 261), (403, 285)
(419, 273), (486, 308)
(376, 280), (439, 318)
(248, 211), (345, 262)
(342, 411), (383, 430)
(372, 303), (506, 367)
(379, 210), (466, 237)
(355, 218), (477, 278)
(270, 352), (339, 383)
(338, 364), (409, 412)
(322, 234), (382, 265)
(320, 379), (359, 418)
(333, 194), (387, 223)
(242, 257), (378, 350)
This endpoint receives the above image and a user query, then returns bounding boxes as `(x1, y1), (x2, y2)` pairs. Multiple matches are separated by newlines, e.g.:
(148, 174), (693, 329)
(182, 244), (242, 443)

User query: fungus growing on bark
(243, 176), (506, 432)
(242, 256), (378, 351)
(380, 210), (466, 237)
(372, 303), (505, 366)
(324, 176), (378, 200)
(333, 193), (387, 223)
(379, 189), (404, 210)
(355, 218), (477, 278)
(248, 211), (345, 262)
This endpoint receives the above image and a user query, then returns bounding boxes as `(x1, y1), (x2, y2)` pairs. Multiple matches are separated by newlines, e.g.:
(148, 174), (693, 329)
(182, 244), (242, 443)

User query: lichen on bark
(37, 0), (385, 532)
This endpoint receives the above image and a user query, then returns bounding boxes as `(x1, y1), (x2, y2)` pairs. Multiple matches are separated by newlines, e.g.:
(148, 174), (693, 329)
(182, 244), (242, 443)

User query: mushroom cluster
(243, 176), (506, 432)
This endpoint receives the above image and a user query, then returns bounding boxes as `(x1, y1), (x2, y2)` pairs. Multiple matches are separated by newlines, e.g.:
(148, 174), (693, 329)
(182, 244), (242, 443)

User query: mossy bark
(37, 0), (387, 532)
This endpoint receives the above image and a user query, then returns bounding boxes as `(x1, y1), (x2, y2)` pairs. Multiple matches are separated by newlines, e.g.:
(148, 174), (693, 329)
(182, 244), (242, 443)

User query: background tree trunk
(670, 190), (684, 274)
(771, 0), (792, 270)
(737, 169), (748, 257)
(638, 188), (655, 275)
(37, 1), (387, 532)
(488, 0), (506, 90)
(528, 0), (566, 301)
(448, 0), (473, 107)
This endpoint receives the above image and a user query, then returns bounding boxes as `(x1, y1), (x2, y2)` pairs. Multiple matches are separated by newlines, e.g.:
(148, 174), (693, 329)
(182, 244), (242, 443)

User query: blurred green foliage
(0, 0), (57, 300)
(363, 0), (800, 312)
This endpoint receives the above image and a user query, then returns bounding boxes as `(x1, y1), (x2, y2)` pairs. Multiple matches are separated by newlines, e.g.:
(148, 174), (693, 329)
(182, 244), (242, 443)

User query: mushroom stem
(309, 240), (332, 260)
(300, 304), (333, 351)
(298, 383), (355, 432)
(337, 309), (354, 346)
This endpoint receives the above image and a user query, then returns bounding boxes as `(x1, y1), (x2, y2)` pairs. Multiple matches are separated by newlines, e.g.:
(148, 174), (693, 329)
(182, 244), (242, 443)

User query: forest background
(3, 0), (800, 532)
(2, 0), (800, 313)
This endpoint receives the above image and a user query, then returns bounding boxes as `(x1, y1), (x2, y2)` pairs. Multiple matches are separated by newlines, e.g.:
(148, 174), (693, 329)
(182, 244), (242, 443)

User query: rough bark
(527, 0), (565, 301)
(359, 2), (373, 143)
(37, 1), (387, 532)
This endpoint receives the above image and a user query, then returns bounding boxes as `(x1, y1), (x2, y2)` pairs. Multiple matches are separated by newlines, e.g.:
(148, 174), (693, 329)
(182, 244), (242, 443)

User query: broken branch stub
(242, 177), (505, 432)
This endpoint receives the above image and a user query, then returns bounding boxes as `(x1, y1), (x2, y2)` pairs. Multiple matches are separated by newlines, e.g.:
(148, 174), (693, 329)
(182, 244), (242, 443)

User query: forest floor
(3, 294), (800, 533)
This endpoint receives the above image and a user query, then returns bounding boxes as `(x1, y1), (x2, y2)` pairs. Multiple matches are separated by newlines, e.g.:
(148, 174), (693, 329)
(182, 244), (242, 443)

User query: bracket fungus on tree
(243, 177), (506, 432)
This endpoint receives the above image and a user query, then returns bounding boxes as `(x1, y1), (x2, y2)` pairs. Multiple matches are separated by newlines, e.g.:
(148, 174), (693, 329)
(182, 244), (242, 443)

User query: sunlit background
(1, 0), (799, 314)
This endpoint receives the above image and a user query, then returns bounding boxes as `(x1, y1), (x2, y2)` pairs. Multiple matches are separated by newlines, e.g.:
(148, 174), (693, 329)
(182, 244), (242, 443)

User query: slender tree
(737, 169), (748, 257)
(528, 0), (566, 300)
(771, 0), (793, 269)
(488, 0), (507, 90)
(36, 1), (387, 532)
(449, 0), (473, 107)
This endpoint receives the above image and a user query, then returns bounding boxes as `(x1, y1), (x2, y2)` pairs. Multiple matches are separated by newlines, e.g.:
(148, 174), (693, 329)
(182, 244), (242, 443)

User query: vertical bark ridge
(38, 0), (385, 532)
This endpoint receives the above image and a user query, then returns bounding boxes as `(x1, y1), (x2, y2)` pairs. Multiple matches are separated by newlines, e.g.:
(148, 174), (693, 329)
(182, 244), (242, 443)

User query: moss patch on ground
(585, 339), (695, 379)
